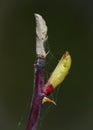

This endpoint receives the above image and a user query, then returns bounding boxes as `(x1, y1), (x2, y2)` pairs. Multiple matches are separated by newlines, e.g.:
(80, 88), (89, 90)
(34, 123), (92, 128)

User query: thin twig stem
(26, 58), (45, 130)
(26, 13), (47, 130)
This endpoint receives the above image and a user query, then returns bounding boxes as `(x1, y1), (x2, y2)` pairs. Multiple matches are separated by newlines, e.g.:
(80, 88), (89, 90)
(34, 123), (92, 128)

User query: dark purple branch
(26, 58), (45, 130)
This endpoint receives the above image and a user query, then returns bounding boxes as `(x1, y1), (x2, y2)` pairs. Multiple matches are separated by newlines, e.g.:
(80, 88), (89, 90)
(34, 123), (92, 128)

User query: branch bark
(26, 14), (47, 130)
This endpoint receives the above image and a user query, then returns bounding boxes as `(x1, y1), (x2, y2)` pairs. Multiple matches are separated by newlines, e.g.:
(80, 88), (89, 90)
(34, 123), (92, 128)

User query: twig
(26, 14), (48, 130)
(26, 14), (72, 130)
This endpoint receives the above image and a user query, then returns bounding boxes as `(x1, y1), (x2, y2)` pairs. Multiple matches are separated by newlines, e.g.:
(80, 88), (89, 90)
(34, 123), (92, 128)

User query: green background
(0, 0), (92, 130)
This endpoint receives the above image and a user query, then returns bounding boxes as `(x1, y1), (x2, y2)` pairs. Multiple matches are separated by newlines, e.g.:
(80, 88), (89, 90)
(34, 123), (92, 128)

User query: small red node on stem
(43, 82), (54, 95)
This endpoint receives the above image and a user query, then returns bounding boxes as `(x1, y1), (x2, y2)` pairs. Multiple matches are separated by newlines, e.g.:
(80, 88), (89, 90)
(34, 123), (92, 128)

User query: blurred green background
(0, 0), (92, 130)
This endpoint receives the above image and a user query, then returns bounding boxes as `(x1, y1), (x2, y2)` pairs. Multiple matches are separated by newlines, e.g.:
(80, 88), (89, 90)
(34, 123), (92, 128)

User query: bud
(44, 52), (71, 95)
